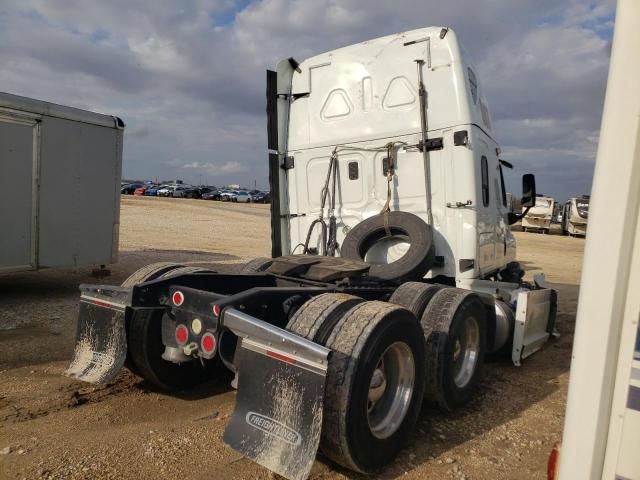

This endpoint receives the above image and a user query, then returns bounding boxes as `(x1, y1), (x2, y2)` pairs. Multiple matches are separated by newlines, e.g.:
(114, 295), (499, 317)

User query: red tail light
(172, 290), (185, 306)
(547, 443), (561, 480)
(201, 333), (216, 354)
(175, 324), (189, 345)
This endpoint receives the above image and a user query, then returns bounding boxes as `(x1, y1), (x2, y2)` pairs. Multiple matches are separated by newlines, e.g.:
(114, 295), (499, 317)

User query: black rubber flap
(223, 346), (326, 480)
(267, 254), (323, 276)
(64, 299), (128, 384)
(302, 257), (370, 282)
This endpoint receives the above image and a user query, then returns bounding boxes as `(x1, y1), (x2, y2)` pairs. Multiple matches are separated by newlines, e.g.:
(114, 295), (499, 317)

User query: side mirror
(521, 173), (536, 208)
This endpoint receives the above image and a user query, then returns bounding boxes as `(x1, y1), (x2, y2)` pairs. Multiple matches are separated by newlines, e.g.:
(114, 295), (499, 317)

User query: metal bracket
(446, 200), (473, 208)
(281, 156), (295, 169)
(277, 92), (310, 100)
(417, 137), (444, 152)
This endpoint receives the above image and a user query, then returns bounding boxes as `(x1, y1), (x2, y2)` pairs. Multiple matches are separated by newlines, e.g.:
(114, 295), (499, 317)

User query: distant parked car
(172, 186), (189, 198)
(157, 186), (176, 197)
(220, 191), (238, 202)
(133, 186), (147, 196)
(235, 191), (252, 203)
(202, 189), (222, 201)
(144, 186), (160, 196)
(121, 183), (143, 194)
(252, 192), (271, 203)
(183, 187), (204, 199)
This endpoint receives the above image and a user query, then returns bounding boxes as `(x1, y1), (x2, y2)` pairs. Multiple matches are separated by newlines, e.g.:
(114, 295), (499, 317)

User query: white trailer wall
(0, 92), (124, 273)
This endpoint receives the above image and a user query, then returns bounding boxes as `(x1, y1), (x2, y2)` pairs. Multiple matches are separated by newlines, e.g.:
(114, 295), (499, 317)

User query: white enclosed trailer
(0, 93), (124, 274)
(551, 0), (640, 478)
(522, 195), (555, 233)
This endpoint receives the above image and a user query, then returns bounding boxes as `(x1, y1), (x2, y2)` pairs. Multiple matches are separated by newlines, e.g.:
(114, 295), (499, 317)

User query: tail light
(201, 333), (217, 355)
(172, 290), (185, 306)
(175, 324), (189, 346)
(547, 443), (561, 480)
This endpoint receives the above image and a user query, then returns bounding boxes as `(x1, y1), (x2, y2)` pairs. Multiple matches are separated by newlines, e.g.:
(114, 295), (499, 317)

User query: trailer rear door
(0, 114), (39, 272)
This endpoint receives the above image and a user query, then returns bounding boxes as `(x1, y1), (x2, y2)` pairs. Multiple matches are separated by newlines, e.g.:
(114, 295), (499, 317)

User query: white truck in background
(561, 195), (590, 237)
(0, 93), (124, 274)
(522, 194), (555, 234)
(550, 0), (640, 478)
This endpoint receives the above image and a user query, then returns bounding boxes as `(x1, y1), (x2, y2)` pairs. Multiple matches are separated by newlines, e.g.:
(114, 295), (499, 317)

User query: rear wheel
(421, 288), (487, 411)
(121, 262), (186, 376)
(126, 265), (216, 391)
(389, 282), (443, 318)
(287, 293), (364, 343)
(238, 257), (273, 274)
(320, 301), (426, 473)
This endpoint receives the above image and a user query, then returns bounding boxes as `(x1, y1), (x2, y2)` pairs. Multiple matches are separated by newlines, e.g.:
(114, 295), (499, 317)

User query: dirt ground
(0, 196), (585, 480)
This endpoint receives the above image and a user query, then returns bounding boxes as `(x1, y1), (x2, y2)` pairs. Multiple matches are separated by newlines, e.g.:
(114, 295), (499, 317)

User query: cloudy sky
(0, 0), (615, 200)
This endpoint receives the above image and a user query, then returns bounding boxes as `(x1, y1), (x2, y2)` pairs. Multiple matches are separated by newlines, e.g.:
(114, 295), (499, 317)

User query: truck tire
(389, 282), (443, 318)
(341, 212), (433, 282)
(121, 262), (185, 288)
(286, 293), (364, 343)
(321, 301), (426, 473)
(127, 266), (216, 391)
(121, 262), (187, 376)
(238, 257), (273, 274)
(421, 288), (487, 412)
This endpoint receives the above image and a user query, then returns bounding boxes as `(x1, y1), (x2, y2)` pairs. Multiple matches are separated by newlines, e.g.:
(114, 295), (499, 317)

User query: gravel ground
(0, 196), (585, 480)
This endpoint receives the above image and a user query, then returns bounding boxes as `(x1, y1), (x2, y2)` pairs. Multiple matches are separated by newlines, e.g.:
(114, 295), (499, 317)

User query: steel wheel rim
(452, 315), (480, 388)
(367, 341), (415, 439)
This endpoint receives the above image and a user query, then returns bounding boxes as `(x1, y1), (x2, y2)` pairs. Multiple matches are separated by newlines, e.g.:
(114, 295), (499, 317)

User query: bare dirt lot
(0, 196), (585, 480)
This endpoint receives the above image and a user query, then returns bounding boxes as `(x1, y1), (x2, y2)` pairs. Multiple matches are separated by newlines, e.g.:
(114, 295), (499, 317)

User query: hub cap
(367, 342), (415, 439)
(452, 315), (480, 388)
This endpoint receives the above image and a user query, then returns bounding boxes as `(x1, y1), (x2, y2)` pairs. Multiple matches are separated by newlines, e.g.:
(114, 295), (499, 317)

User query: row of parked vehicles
(521, 194), (590, 236)
(120, 182), (271, 203)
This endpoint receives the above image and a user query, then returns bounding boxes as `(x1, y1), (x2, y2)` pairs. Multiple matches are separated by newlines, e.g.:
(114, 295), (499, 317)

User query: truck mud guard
(65, 285), (130, 384)
(512, 287), (557, 366)
(222, 308), (330, 480)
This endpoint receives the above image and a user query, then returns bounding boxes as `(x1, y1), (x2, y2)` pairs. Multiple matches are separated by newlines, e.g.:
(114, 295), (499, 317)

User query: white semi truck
(65, 27), (556, 480)
(522, 195), (555, 234)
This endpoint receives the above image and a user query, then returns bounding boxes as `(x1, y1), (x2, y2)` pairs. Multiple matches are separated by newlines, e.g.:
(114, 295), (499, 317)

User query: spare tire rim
(367, 341), (415, 439)
(452, 315), (480, 388)
(363, 235), (411, 265)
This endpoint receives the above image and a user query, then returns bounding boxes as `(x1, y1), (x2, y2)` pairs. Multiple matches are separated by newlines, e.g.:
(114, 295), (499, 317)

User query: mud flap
(222, 308), (330, 480)
(512, 288), (555, 366)
(65, 287), (130, 384)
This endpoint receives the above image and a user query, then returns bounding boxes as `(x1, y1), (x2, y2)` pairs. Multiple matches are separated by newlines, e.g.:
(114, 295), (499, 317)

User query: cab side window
(499, 165), (508, 207)
(481, 156), (490, 207)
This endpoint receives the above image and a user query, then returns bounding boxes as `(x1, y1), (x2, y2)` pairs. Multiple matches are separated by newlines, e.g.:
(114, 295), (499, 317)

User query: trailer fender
(222, 308), (330, 480)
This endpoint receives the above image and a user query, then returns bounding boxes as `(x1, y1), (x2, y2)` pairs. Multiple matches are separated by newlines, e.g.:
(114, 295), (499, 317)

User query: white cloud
(181, 160), (247, 175)
(0, 0), (615, 198)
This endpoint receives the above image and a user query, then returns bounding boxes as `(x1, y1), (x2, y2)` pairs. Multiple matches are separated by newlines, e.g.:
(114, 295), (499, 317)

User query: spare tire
(341, 212), (433, 282)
